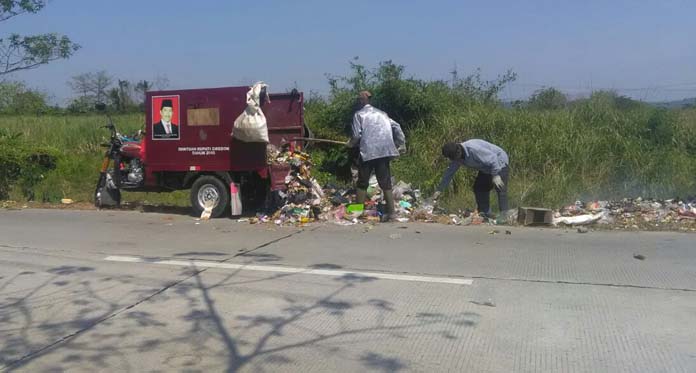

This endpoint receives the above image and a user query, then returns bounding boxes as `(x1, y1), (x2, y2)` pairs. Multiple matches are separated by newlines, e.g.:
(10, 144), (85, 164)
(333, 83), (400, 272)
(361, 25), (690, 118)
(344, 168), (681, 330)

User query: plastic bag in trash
(201, 200), (214, 220)
(392, 181), (412, 200)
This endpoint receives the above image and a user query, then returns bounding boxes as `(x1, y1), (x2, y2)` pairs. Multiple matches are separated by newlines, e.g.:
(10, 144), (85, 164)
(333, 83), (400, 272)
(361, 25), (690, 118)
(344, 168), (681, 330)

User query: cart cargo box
(145, 86), (303, 175)
(94, 85), (306, 218)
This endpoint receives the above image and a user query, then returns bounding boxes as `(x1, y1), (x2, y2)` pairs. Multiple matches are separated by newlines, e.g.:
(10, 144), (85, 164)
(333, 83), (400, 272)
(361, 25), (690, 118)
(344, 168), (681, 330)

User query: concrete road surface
(1, 209), (695, 372)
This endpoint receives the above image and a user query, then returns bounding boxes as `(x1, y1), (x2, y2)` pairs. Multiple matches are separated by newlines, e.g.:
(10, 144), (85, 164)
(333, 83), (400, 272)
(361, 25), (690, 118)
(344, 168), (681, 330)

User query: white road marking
(104, 255), (473, 285)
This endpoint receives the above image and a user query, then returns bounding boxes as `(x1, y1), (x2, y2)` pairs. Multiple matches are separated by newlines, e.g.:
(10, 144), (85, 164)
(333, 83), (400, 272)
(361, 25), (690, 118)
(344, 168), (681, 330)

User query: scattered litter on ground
(200, 201), (213, 221)
(208, 149), (696, 233)
(260, 145), (500, 228)
(552, 197), (696, 232)
(61, 198), (74, 205)
(633, 254), (646, 260)
(389, 233), (402, 240)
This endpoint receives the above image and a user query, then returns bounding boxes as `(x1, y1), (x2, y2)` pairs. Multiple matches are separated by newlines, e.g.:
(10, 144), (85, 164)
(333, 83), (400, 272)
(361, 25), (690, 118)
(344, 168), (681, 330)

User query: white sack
(233, 82), (270, 143)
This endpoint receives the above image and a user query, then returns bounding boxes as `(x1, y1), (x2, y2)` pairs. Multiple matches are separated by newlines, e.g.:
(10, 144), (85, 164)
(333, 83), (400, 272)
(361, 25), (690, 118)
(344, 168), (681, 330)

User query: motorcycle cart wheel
(190, 175), (230, 218)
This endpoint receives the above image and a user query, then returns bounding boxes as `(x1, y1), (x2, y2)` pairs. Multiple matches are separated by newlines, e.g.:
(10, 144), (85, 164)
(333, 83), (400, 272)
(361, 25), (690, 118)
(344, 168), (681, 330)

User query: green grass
(390, 105), (696, 210)
(2, 104), (695, 211)
(0, 114), (143, 152)
(0, 113), (190, 205)
(2, 63), (696, 211)
(304, 61), (696, 211)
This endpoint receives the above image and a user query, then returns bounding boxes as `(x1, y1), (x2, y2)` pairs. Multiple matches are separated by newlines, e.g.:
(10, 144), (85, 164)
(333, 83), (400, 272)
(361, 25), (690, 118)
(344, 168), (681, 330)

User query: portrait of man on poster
(152, 99), (179, 139)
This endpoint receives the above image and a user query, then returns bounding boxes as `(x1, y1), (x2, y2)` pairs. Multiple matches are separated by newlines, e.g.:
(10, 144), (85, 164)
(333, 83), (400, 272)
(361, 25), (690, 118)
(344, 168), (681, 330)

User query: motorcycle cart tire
(190, 175), (230, 218)
(94, 175), (121, 208)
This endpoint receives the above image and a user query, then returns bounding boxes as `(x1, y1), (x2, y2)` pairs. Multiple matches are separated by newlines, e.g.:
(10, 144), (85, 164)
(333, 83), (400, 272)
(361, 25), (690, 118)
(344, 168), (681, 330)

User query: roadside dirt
(2, 201), (694, 233)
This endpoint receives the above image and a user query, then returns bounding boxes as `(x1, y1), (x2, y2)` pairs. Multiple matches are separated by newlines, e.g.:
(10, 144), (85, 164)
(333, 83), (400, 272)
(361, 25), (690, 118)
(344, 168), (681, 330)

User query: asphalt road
(1, 209), (695, 372)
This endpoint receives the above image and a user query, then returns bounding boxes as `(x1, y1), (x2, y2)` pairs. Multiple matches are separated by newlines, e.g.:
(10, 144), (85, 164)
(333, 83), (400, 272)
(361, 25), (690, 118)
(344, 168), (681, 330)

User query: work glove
(492, 175), (505, 190)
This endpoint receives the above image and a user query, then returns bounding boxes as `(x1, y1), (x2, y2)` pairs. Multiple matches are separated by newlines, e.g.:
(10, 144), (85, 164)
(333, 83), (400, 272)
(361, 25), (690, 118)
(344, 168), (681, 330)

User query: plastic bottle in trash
(230, 182), (243, 216)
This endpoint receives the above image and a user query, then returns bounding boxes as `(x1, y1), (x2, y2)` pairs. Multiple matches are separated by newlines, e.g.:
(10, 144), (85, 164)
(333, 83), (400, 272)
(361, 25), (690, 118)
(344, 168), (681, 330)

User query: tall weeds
(1, 62), (694, 208)
(308, 61), (696, 209)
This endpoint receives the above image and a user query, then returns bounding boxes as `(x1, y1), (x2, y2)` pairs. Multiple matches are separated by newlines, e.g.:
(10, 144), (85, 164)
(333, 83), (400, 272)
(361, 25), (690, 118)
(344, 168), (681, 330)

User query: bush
(0, 130), (58, 200)
(527, 87), (567, 110)
(645, 109), (676, 146)
(2, 64), (695, 210)
(0, 82), (51, 115)
(306, 61), (696, 209)
(0, 114), (142, 203)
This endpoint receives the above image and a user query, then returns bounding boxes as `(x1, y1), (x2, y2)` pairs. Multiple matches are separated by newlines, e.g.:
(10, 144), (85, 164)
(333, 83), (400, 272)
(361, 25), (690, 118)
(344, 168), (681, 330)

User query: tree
(115, 79), (133, 111)
(585, 90), (643, 111)
(0, 81), (48, 114)
(108, 88), (121, 111)
(68, 72), (92, 99)
(67, 71), (113, 111)
(134, 74), (170, 108)
(528, 87), (567, 110)
(153, 73), (169, 90)
(92, 70), (112, 103)
(0, 1), (80, 76)
(450, 67), (518, 104)
(108, 79), (135, 112)
(135, 80), (152, 103)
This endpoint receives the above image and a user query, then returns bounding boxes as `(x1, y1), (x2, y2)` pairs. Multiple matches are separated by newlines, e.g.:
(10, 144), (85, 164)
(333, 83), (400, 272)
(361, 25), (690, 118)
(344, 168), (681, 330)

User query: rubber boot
(356, 189), (367, 204)
(382, 189), (396, 222)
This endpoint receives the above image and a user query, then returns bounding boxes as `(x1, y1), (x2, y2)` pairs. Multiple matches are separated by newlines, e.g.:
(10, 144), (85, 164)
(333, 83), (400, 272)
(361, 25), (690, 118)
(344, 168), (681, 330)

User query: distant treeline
(0, 71), (170, 115)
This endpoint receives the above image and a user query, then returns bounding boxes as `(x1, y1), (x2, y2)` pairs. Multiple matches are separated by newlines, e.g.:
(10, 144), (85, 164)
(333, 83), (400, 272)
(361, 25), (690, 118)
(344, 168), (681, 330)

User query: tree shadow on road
(0, 260), (480, 372)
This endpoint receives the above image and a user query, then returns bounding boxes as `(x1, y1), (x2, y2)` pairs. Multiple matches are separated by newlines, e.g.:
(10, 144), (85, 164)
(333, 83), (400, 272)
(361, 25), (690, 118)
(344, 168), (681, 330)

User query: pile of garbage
(250, 147), (695, 232)
(247, 145), (488, 226)
(323, 179), (428, 225)
(248, 145), (324, 225)
(553, 197), (696, 231)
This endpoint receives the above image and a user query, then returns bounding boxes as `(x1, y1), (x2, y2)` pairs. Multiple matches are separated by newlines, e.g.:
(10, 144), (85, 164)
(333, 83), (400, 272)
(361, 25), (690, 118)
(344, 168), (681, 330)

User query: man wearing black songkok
(153, 99), (179, 139)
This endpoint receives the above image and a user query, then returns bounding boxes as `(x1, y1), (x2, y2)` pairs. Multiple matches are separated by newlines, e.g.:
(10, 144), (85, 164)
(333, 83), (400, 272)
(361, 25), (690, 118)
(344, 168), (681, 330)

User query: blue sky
(5, 0), (695, 104)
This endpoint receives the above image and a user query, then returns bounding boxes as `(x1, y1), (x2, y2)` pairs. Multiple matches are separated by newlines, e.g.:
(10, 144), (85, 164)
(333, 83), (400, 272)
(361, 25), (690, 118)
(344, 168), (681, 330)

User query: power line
(511, 82), (696, 91)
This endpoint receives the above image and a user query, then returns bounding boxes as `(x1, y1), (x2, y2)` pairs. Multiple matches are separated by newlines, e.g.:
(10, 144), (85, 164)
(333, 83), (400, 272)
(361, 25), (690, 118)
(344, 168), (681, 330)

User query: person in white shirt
(153, 99), (179, 139)
(347, 91), (406, 221)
